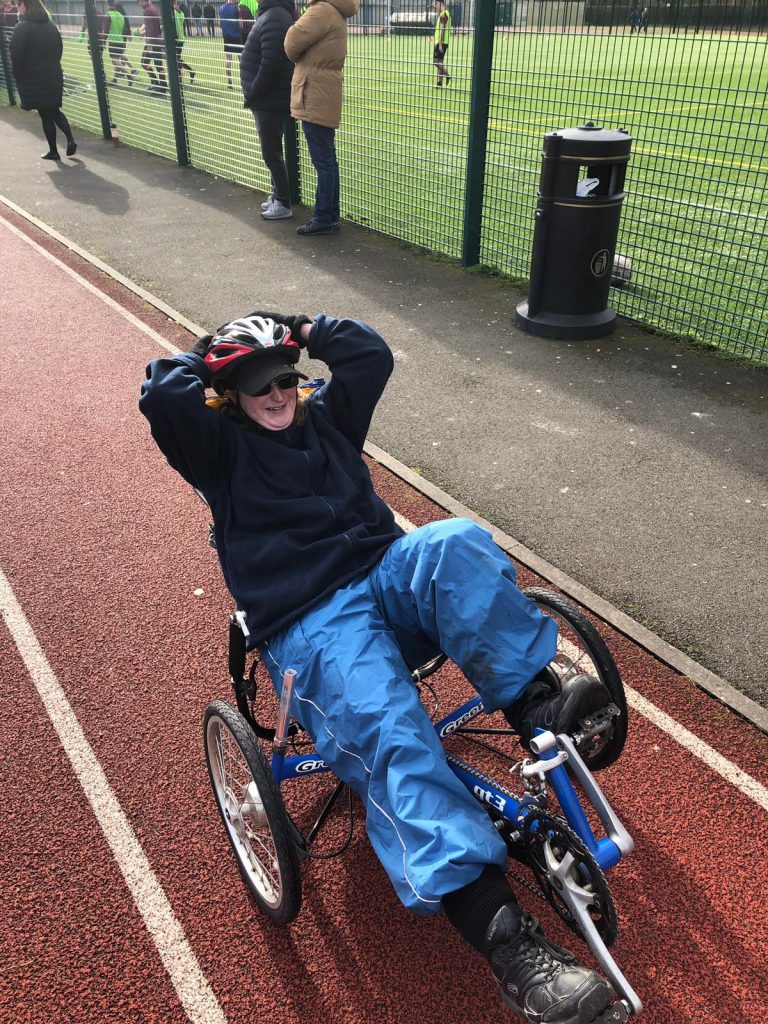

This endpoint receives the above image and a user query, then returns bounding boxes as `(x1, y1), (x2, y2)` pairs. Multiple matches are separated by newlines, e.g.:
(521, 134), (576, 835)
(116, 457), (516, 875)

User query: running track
(1, 209), (767, 1024)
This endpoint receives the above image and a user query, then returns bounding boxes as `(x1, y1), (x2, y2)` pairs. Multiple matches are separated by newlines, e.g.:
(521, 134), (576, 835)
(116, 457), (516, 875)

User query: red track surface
(1, 209), (767, 1024)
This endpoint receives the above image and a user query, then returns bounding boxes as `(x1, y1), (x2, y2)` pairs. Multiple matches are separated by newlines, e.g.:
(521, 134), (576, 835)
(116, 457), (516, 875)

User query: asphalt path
(2, 214), (767, 1024)
(0, 109), (767, 708)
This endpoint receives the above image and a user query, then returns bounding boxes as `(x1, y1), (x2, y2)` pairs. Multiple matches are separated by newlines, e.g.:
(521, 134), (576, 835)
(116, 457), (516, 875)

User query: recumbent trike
(201, 575), (643, 1021)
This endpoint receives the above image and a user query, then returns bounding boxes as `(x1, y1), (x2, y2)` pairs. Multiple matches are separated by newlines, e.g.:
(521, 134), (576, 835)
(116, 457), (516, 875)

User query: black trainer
(505, 673), (612, 751)
(296, 220), (340, 235)
(486, 906), (616, 1024)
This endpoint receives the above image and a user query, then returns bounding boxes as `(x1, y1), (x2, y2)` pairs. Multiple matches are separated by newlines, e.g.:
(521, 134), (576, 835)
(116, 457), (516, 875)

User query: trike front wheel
(523, 587), (628, 770)
(203, 699), (302, 924)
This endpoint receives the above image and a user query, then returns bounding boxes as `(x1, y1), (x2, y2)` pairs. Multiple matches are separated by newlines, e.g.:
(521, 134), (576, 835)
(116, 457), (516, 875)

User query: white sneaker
(261, 199), (293, 220)
(260, 194), (274, 211)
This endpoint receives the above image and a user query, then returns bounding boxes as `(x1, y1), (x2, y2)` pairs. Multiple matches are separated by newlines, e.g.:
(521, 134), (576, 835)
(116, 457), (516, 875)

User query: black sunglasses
(250, 374), (299, 398)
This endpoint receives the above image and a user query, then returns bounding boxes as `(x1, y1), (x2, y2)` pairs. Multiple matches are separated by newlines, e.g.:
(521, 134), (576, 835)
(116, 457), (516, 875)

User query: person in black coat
(10, 0), (77, 160)
(240, 0), (295, 220)
(202, 1), (215, 34)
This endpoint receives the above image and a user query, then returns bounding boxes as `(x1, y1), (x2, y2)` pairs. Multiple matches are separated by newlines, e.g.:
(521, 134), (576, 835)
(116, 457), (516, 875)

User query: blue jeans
(302, 120), (340, 226)
(260, 519), (557, 912)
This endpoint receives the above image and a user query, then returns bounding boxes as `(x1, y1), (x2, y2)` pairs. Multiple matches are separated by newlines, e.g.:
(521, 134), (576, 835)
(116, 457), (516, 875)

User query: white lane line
(625, 688), (768, 813)
(558, 637), (768, 811)
(0, 215), (180, 355)
(0, 567), (228, 1024)
(6, 213), (766, 815)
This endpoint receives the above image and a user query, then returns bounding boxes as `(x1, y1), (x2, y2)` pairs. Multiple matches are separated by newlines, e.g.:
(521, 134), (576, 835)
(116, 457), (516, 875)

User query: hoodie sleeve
(304, 315), (394, 453)
(139, 352), (233, 495)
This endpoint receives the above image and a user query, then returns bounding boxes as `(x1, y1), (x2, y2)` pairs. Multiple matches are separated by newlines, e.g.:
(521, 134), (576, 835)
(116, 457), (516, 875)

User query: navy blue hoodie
(139, 315), (404, 645)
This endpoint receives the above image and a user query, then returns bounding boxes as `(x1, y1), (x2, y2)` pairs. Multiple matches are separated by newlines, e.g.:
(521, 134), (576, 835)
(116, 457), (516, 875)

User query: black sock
(442, 865), (520, 954)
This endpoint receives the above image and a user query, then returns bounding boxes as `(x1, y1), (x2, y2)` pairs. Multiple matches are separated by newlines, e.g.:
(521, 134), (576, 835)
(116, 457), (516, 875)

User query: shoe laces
(495, 914), (577, 982)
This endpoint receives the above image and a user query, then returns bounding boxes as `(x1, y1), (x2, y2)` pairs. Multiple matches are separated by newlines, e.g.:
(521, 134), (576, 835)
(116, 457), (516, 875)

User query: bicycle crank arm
(531, 731), (635, 858)
(542, 841), (643, 1015)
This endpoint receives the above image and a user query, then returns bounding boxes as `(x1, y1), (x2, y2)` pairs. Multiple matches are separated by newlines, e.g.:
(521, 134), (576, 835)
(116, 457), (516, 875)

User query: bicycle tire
(523, 587), (628, 770)
(203, 699), (302, 924)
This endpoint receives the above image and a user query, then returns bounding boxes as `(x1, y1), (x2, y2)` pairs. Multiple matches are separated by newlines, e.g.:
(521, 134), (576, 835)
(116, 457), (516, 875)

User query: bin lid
(547, 122), (632, 159)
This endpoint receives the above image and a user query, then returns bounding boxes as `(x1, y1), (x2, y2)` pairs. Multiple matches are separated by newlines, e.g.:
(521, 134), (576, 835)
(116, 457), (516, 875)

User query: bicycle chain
(444, 752), (524, 805)
(443, 754), (573, 900)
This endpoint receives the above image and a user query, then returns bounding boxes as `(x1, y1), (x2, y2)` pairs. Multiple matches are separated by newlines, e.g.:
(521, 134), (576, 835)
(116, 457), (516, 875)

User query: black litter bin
(516, 122), (632, 340)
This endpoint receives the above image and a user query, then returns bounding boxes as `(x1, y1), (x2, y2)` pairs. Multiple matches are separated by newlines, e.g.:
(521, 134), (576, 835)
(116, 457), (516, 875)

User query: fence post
(285, 117), (301, 206)
(461, 0), (496, 267)
(159, 0), (190, 166)
(0, 27), (17, 106)
(83, 0), (112, 139)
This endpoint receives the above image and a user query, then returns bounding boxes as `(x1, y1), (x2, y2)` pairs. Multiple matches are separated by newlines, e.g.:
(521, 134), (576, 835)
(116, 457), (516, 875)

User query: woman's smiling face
(237, 377), (298, 430)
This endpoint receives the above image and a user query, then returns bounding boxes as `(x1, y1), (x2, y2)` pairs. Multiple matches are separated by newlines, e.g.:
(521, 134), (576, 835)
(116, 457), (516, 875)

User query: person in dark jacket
(139, 311), (619, 1024)
(240, 0), (295, 219)
(218, 0), (241, 87)
(190, 0), (202, 32)
(10, 0), (76, 160)
(202, 0), (215, 33)
(138, 0), (167, 95)
(2, 2), (21, 27)
(237, 0), (254, 42)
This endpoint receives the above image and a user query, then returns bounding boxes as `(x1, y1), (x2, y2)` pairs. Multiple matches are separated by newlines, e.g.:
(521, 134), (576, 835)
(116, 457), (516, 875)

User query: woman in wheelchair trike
(140, 310), (638, 1024)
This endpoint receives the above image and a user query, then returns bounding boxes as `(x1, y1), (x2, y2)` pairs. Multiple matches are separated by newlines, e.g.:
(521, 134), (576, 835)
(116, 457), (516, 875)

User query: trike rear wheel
(203, 699), (302, 924)
(523, 588), (628, 770)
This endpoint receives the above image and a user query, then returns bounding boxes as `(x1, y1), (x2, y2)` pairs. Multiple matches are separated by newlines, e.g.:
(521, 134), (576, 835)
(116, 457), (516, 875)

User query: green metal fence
(2, 0), (767, 362)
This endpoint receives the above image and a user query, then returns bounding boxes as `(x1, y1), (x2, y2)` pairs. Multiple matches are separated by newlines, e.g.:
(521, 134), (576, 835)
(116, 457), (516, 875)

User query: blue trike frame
(270, 688), (629, 876)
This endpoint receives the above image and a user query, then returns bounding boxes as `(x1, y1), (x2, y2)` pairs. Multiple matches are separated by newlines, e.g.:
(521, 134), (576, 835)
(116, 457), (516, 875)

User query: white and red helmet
(204, 316), (305, 395)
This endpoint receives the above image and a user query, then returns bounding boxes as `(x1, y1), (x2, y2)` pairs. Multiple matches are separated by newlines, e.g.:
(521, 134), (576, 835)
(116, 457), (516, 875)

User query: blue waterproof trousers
(260, 518), (557, 913)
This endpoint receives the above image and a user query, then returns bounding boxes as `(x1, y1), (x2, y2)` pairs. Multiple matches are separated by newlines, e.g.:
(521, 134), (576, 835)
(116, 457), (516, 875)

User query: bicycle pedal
(577, 702), (619, 738)
(594, 1000), (631, 1023)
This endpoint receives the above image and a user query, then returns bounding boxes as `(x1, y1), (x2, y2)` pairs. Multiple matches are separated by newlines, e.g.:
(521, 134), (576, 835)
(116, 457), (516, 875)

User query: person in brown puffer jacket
(284, 0), (357, 235)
